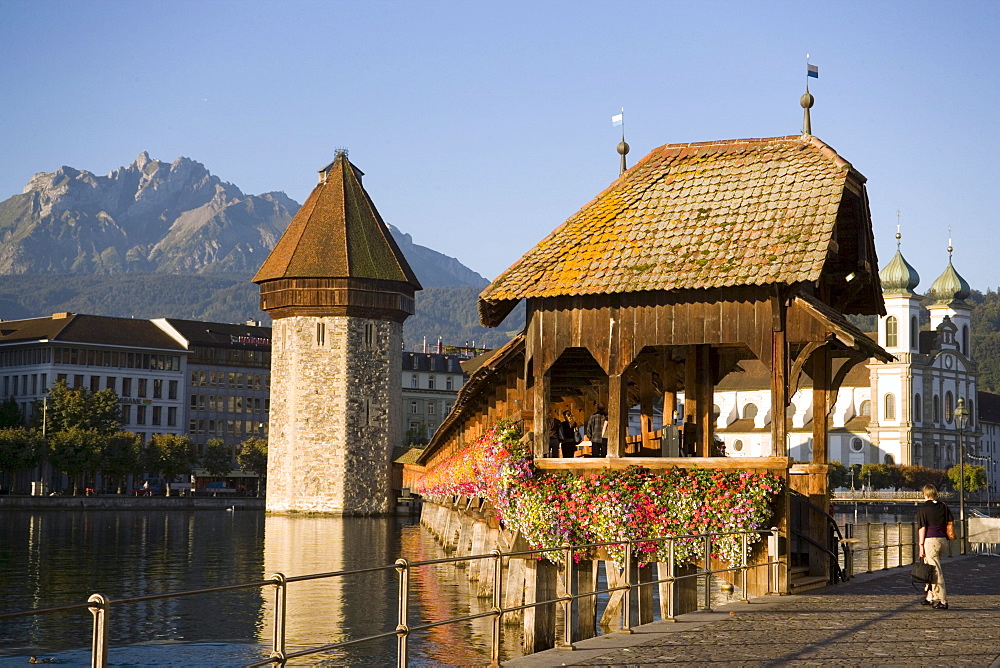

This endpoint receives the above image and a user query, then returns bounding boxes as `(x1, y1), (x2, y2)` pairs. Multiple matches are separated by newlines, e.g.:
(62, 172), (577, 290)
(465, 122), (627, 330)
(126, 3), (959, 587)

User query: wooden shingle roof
(253, 153), (420, 288)
(480, 135), (867, 326)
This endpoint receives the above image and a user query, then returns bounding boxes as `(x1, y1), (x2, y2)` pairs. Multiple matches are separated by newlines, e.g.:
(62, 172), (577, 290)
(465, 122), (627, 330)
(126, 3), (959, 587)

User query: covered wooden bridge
(405, 135), (892, 646)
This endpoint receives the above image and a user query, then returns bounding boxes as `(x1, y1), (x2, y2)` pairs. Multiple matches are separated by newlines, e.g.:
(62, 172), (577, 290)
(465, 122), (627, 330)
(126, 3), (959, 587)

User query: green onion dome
(929, 259), (971, 305)
(879, 249), (920, 295)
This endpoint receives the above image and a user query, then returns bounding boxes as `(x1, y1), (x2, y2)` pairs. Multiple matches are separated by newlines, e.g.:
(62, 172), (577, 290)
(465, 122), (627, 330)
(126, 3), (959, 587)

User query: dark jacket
(916, 499), (953, 539)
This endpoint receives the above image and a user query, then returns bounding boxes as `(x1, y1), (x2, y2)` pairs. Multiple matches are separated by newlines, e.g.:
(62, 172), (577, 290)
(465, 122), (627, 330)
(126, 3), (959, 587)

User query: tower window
(911, 316), (918, 349)
(914, 393), (922, 422)
(859, 400), (871, 417)
(884, 393), (896, 421)
(962, 325), (969, 356)
(316, 322), (326, 347)
(885, 316), (898, 348)
(945, 391), (954, 423)
(365, 322), (375, 348)
(742, 403), (758, 419)
(933, 395), (940, 423)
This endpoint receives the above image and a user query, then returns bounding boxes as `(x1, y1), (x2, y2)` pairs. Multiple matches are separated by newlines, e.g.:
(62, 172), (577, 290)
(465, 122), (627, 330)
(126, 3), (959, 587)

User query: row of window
(121, 404), (178, 427)
(2, 373), (47, 397)
(188, 418), (267, 438)
(882, 391), (974, 427)
(4, 373), (179, 400)
(190, 346), (270, 369)
(52, 347), (182, 371)
(0, 347), (51, 368)
(189, 370), (269, 390)
(190, 394), (270, 413)
(409, 374), (456, 391)
(314, 322), (378, 348)
(409, 400), (454, 415)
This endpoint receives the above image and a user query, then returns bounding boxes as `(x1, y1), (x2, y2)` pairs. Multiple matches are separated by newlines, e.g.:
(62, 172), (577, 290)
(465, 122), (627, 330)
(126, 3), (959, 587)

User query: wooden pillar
(811, 347), (829, 465)
(637, 563), (654, 625)
(607, 374), (627, 458)
(684, 345), (713, 457)
(575, 560), (598, 640)
(523, 558), (558, 653)
(640, 371), (655, 453)
(771, 292), (788, 457)
(532, 370), (550, 458)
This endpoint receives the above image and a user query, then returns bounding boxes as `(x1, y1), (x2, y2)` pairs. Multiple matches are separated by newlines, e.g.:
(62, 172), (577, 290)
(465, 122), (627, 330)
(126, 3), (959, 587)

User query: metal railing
(840, 522), (918, 576)
(0, 528), (779, 667)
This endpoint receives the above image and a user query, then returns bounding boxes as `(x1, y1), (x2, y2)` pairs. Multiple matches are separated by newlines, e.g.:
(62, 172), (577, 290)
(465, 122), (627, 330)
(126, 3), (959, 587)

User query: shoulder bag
(911, 557), (936, 588)
(946, 521), (956, 540)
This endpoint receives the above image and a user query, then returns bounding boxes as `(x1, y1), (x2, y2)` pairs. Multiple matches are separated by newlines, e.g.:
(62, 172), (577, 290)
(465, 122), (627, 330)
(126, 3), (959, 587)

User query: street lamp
(954, 397), (969, 555)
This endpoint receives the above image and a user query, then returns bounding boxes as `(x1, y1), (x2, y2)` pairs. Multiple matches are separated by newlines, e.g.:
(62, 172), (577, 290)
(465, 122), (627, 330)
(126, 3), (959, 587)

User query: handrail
(788, 490), (847, 583)
(3, 528), (780, 668)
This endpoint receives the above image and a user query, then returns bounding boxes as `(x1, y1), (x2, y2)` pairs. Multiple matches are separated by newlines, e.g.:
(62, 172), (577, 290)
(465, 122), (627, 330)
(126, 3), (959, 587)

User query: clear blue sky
(2, 1), (998, 290)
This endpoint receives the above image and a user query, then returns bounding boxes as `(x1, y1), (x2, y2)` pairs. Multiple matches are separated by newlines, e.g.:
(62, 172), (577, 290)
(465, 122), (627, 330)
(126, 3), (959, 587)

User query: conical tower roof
(879, 249), (920, 295)
(253, 152), (420, 287)
(929, 259), (971, 306)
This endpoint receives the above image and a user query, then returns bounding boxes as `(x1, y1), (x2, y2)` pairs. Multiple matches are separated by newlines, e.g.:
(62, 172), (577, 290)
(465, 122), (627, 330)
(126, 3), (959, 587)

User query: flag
(807, 64), (819, 78)
(611, 112), (623, 127)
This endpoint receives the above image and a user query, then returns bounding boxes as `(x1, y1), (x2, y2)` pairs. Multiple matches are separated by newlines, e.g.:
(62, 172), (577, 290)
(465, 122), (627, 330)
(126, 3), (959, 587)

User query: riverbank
(0, 494), (264, 510)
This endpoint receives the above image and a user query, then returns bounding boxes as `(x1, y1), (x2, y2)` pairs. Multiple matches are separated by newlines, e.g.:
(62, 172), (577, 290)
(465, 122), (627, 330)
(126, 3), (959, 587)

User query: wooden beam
(532, 371), (551, 459)
(606, 373), (627, 457)
(811, 346), (829, 465)
(771, 289), (788, 458)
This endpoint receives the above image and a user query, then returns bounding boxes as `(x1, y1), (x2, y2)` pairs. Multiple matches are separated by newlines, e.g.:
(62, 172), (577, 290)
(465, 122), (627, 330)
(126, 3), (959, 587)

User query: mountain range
(0, 154), (520, 347)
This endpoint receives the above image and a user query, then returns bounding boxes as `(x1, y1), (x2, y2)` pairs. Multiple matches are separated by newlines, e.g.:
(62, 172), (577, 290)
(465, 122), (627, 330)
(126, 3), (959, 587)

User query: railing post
(491, 549), (503, 667)
(844, 524), (854, 580)
(620, 541), (633, 634)
(270, 573), (287, 665)
(395, 559), (410, 668)
(866, 523), (872, 573)
(768, 527), (779, 594)
(703, 533), (713, 612)
(896, 522), (903, 567)
(560, 544), (574, 650)
(883, 523), (888, 570)
(666, 538), (676, 620)
(88, 593), (110, 668)
(741, 532), (749, 603)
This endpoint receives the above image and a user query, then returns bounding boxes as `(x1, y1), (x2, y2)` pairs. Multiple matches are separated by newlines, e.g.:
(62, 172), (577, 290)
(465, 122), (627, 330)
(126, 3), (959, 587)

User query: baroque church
(712, 234), (1000, 493)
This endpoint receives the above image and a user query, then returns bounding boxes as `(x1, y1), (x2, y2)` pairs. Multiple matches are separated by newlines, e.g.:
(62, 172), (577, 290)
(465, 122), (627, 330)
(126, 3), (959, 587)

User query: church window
(851, 438), (864, 452)
(933, 395), (940, 422)
(742, 403), (758, 419)
(962, 325), (969, 355)
(911, 317), (918, 348)
(733, 439), (744, 452)
(885, 316), (898, 348)
(969, 400), (975, 427)
(884, 394), (896, 421)
(914, 394), (922, 422)
(859, 400), (871, 417)
(945, 392), (954, 423)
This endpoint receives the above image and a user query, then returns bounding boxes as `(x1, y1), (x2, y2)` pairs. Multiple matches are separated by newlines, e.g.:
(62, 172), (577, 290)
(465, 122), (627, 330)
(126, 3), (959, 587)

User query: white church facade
(710, 240), (999, 493)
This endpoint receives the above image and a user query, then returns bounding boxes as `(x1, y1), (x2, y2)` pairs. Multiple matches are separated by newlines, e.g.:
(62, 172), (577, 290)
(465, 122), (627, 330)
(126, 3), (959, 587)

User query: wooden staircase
(789, 565), (829, 593)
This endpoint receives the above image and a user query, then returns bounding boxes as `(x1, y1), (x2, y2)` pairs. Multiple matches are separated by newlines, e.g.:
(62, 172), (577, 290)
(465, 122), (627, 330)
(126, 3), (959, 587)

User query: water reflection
(1, 510), (522, 665)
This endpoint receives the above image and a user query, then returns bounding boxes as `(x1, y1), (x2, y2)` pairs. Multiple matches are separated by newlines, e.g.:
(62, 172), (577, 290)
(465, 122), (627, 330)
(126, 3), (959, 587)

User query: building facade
(401, 350), (469, 444)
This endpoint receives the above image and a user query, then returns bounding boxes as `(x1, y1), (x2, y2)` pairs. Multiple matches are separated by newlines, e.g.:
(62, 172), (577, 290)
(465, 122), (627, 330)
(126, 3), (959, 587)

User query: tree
(948, 464), (988, 493)
(900, 465), (950, 491)
(0, 427), (43, 478)
(48, 427), (103, 495)
(828, 461), (851, 489)
(238, 438), (267, 496)
(101, 432), (142, 494)
(39, 380), (121, 435)
(201, 439), (234, 479)
(146, 433), (195, 496)
(0, 396), (23, 428)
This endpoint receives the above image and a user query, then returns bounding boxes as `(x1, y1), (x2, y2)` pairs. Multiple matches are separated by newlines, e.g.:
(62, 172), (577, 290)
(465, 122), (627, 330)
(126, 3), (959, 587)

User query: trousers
(923, 536), (948, 603)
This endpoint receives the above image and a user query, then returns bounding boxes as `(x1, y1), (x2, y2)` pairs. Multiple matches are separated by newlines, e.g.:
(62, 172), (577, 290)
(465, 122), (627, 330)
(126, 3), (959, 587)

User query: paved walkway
(506, 554), (1000, 667)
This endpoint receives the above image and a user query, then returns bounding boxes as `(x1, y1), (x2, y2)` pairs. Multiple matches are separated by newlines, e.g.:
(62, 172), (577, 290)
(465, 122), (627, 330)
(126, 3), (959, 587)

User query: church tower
(253, 152), (421, 514)
(927, 241), (972, 357)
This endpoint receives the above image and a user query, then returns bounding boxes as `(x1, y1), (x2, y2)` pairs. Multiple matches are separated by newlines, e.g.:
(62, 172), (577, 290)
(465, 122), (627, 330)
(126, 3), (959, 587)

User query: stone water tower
(253, 152), (421, 514)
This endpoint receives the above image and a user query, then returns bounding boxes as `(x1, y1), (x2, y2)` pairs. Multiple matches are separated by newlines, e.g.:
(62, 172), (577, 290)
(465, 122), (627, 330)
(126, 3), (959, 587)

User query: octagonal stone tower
(253, 152), (421, 514)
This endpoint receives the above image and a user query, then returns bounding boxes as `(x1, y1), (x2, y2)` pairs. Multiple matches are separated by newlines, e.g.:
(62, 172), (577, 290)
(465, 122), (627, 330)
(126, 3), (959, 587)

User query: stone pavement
(506, 554), (1000, 667)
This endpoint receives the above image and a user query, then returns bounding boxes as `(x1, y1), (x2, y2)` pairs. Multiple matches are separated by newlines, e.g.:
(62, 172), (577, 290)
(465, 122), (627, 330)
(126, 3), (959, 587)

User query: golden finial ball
(800, 92), (815, 109)
(617, 141), (630, 156)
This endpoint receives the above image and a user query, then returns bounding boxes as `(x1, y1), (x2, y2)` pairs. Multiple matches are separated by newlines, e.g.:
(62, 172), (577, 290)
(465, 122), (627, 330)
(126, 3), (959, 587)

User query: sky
(2, 0), (999, 290)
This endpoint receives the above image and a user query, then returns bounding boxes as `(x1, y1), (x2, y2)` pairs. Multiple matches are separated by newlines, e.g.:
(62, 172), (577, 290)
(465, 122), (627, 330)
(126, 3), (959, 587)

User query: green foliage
(145, 433), (195, 495)
(201, 439), (234, 478)
(0, 396), (23, 428)
(828, 461), (857, 489)
(947, 464), (988, 492)
(237, 438), (267, 496)
(40, 380), (121, 435)
(859, 463), (905, 490)
(405, 425), (429, 446)
(0, 427), (43, 473)
(101, 432), (143, 493)
(900, 465), (950, 491)
(48, 427), (103, 494)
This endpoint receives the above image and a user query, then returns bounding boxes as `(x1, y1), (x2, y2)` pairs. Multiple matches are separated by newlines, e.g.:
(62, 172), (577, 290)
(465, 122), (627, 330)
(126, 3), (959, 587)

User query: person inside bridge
(916, 484), (953, 610)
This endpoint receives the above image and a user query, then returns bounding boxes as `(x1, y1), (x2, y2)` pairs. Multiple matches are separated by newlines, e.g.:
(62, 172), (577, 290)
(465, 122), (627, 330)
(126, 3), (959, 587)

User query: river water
(0, 509), (522, 666)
